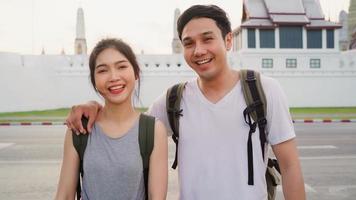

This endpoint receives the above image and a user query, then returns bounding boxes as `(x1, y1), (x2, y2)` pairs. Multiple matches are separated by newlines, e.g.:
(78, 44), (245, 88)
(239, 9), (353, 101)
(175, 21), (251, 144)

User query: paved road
(0, 123), (355, 199)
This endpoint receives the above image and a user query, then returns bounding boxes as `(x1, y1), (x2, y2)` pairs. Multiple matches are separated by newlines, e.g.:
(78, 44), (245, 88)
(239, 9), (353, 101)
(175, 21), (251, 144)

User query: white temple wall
(0, 52), (355, 112)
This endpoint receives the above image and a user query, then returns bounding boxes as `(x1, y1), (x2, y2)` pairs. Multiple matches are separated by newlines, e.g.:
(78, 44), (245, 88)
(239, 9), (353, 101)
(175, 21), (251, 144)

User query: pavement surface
(0, 123), (356, 199)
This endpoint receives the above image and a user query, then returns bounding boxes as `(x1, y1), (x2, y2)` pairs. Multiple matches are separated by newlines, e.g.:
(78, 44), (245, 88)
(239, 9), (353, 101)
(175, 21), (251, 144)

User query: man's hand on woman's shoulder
(66, 101), (102, 134)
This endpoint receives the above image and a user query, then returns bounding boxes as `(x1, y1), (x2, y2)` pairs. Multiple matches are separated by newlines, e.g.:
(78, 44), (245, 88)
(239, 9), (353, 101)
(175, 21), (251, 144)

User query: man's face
(181, 17), (232, 81)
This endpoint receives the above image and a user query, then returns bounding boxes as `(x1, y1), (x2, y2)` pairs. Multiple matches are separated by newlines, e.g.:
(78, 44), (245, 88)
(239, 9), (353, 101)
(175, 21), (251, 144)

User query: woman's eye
(96, 69), (107, 73)
(118, 65), (128, 69)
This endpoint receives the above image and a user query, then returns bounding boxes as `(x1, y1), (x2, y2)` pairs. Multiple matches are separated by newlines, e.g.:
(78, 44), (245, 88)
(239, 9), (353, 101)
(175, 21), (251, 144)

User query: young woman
(55, 38), (168, 200)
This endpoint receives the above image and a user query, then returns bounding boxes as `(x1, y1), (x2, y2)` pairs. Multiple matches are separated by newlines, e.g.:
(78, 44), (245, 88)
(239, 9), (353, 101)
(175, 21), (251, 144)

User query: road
(0, 123), (355, 199)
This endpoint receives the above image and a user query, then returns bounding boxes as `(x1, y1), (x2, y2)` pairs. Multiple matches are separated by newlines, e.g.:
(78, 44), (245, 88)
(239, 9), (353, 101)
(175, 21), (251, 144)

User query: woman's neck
(99, 99), (139, 123)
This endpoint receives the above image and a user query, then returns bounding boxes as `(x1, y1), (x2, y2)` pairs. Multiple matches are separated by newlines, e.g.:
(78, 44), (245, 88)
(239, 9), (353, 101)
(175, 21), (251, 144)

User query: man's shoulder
(259, 73), (281, 93)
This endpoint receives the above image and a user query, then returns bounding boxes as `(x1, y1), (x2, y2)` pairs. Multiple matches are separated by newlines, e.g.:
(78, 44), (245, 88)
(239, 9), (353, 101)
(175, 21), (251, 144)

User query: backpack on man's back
(166, 69), (281, 200)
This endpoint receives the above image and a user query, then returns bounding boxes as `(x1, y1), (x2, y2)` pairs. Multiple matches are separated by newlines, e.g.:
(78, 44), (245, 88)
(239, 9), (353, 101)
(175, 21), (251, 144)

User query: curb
(292, 119), (356, 123)
(0, 122), (66, 126)
(1, 119), (356, 126)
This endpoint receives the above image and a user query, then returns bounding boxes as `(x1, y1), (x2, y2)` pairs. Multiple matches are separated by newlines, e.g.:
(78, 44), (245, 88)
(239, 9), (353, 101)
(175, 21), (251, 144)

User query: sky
(0, 0), (351, 55)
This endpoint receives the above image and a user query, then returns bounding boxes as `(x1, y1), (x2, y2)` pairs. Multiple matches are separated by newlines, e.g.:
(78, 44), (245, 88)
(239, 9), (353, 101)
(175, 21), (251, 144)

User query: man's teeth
(196, 58), (211, 65)
(110, 85), (124, 90)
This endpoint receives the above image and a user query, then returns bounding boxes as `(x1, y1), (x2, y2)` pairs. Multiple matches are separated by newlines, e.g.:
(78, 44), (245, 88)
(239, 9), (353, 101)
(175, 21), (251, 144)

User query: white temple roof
(302, 0), (324, 19)
(241, 19), (274, 27)
(270, 14), (309, 24)
(264, 0), (305, 14)
(243, 0), (268, 18)
(240, 0), (340, 29)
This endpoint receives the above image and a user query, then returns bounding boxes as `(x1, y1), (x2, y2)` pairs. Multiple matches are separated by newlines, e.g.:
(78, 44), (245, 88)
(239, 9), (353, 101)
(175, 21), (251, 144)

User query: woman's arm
(55, 129), (80, 200)
(148, 120), (168, 200)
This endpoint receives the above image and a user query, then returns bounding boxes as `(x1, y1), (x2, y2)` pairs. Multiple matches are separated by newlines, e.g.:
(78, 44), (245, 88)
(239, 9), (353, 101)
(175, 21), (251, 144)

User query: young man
(67, 5), (305, 200)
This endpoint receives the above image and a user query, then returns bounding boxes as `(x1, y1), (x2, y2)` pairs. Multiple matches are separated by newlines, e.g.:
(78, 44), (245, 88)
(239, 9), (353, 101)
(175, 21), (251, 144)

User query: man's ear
(225, 32), (233, 51)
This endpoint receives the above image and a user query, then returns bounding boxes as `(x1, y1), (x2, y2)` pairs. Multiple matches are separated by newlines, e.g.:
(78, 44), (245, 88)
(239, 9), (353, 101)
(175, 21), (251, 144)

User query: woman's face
(94, 48), (136, 105)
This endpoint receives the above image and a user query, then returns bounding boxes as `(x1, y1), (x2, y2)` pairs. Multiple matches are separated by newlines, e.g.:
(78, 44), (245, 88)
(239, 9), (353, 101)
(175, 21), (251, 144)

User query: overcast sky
(0, 0), (351, 55)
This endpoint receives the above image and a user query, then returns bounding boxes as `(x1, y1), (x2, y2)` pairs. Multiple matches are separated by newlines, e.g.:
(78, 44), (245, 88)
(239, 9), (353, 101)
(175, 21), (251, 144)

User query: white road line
(0, 160), (61, 164)
(298, 145), (337, 149)
(305, 184), (317, 193)
(277, 184), (316, 193)
(0, 143), (15, 150)
(300, 155), (356, 160)
(328, 185), (356, 194)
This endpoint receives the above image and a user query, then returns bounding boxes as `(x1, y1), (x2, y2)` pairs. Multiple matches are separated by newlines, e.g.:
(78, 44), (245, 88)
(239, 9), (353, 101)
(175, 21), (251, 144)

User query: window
(260, 29), (275, 48)
(307, 30), (322, 48)
(279, 26), (303, 48)
(310, 59), (321, 68)
(327, 30), (334, 48)
(262, 58), (273, 68)
(248, 29), (256, 48)
(286, 59), (297, 68)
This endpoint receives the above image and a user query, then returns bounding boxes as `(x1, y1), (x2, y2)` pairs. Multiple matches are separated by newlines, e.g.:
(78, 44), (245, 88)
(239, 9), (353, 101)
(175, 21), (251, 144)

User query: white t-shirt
(148, 74), (295, 200)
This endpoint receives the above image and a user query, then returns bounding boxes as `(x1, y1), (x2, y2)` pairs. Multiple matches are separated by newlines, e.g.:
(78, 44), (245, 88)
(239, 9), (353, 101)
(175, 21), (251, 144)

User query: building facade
(0, 2), (355, 112)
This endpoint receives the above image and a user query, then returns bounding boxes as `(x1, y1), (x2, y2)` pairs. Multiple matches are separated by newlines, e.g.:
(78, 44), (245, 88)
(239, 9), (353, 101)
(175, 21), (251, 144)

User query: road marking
(328, 185), (356, 194)
(305, 184), (317, 193)
(0, 143), (14, 150)
(0, 160), (61, 164)
(300, 155), (356, 160)
(277, 183), (316, 193)
(298, 145), (337, 149)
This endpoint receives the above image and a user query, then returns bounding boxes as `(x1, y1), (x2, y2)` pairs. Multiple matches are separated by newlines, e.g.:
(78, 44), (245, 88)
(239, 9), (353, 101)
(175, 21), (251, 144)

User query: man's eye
(183, 42), (193, 47)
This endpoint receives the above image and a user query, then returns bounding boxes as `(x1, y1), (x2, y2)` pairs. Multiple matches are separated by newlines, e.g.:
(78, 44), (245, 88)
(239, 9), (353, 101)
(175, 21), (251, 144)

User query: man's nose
(193, 42), (207, 56)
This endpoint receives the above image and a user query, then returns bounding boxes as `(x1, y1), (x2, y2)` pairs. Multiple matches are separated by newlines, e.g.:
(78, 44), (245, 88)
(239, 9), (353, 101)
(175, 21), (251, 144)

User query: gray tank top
(81, 118), (145, 200)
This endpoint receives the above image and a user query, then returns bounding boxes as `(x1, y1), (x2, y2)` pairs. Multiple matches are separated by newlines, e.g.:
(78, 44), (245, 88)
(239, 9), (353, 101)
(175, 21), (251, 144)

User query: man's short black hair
(177, 4), (232, 40)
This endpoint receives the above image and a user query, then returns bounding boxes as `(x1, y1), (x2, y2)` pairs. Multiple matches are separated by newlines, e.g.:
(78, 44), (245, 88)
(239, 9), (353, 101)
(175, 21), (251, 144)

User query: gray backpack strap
(72, 117), (89, 200)
(240, 69), (280, 199)
(166, 82), (186, 169)
(138, 113), (155, 200)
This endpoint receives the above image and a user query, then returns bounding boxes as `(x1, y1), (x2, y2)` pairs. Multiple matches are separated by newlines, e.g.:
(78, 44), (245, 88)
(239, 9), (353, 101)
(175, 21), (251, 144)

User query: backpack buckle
(257, 118), (267, 126)
(246, 77), (256, 82)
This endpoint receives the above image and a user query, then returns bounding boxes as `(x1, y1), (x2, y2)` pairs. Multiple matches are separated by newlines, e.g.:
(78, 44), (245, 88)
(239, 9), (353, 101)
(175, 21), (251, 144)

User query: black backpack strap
(72, 116), (89, 200)
(138, 114), (155, 200)
(241, 70), (267, 185)
(166, 82), (186, 169)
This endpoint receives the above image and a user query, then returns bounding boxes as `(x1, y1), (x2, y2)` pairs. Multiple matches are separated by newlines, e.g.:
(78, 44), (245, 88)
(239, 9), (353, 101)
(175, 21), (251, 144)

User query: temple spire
(74, 7), (87, 55)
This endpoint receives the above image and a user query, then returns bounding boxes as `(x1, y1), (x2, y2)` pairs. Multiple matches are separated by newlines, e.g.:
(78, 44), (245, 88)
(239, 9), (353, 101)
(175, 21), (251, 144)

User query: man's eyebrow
(202, 31), (214, 36)
(182, 31), (215, 42)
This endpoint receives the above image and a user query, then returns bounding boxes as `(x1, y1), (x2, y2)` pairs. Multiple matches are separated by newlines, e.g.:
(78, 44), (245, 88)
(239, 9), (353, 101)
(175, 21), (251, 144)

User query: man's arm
(272, 138), (306, 200)
(66, 101), (102, 134)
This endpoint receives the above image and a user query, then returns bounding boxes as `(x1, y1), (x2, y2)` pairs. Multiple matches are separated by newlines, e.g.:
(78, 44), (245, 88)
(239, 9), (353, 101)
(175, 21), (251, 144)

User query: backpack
(166, 69), (281, 200)
(72, 114), (155, 200)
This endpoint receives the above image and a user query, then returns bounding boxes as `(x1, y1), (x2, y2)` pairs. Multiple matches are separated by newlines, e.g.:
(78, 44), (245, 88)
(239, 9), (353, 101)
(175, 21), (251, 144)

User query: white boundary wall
(0, 50), (355, 112)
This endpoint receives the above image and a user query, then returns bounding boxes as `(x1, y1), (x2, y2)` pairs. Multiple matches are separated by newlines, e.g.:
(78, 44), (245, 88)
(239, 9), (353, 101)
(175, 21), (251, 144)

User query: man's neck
(198, 69), (240, 103)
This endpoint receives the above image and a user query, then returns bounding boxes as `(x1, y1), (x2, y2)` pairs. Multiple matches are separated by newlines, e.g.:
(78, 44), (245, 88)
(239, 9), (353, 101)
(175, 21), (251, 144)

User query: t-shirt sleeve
(146, 93), (173, 136)
(263, 77), (295, 145)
